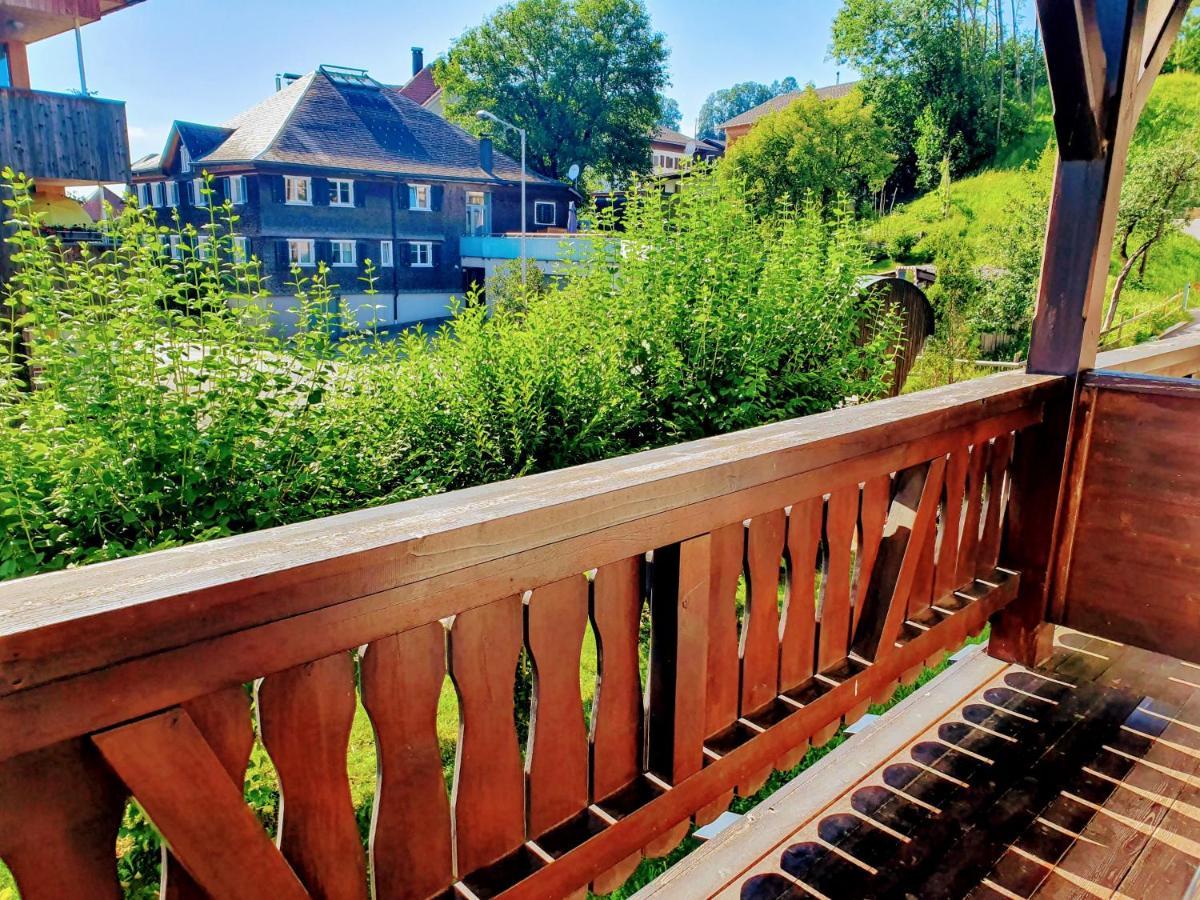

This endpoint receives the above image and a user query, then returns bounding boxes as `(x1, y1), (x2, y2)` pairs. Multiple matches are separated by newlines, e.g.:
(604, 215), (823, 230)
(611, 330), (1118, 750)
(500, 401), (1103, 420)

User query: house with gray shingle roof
(132, 64), (575, 331)
(720, 80), (860, 146)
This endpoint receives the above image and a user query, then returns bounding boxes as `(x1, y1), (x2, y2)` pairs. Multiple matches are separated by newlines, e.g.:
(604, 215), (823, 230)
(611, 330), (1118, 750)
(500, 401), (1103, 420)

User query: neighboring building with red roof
(720, 80), (860, 146)
(398, 48), (447, 116)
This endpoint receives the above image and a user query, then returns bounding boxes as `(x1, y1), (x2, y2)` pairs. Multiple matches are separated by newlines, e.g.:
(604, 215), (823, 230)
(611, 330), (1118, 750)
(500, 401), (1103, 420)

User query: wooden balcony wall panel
(0, 88), (130, 185)
(2, 340), (1200, 897)
(1052, 371), (1200, 665)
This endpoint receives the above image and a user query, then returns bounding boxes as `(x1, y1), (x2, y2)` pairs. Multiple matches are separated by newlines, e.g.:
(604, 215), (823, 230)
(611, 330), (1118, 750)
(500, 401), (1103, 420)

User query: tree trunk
(996, 0), (1006, 152)
(1104, 237), (1155, 330)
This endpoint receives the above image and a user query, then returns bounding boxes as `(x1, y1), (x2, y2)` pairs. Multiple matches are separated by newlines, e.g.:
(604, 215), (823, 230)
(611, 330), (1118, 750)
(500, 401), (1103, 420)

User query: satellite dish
(567, 164), (581, 182)
(683, 141), (697, 158)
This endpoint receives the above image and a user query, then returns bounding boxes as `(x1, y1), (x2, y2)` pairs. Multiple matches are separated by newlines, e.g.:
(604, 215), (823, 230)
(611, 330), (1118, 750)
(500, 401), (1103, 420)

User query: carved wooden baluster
(525, 574), (590, 839)
(163, 686), (256, 900)
(737, 511), (786, 794)
(257, 652), (368, 900)
(644, 537), (711, 857)
(447, 595), (526, 878)
(852, 475), (892, 633)
(777, 497), (822, 768)
(933, 448), (970, 603)
(956, 442), (991, 588)
(977, 433), (1015, 577)
(588, 556), (646, 894)
(740, 510), (786, 716)
(360, 623), (453, 900)
(817, 489), (859, 673)
(852, 459), (946, 667)
(696, 522), (746, 824)
(0, 738), (126, 900)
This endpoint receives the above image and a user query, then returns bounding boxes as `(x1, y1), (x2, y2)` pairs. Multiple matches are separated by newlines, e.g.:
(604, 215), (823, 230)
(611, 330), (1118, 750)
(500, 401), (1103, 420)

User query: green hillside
(873, 73), (1200, 352)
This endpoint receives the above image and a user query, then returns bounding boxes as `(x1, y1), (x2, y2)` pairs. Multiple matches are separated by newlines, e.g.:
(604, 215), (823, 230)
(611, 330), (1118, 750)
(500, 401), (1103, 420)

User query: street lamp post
(476, 110), (527, 282)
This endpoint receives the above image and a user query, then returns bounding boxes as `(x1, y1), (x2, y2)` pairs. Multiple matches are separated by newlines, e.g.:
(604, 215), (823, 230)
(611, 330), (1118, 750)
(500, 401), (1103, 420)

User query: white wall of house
(235, 291), (457, 335)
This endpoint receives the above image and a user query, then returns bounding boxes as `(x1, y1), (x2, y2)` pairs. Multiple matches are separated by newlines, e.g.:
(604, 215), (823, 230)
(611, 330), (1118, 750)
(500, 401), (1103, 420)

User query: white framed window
(466, 191), (488, 235)
(329, 179), (354, 207)
(284, 175), (312, 205)
(232, 235), (250, 262)
(168, 234), (182, 260)
(330, 239), (356, 267)
(409, 241), (433, 268)
(408, 184), (431, 211)
(180, 144), (192, 174)
(380, 240), (393, 267)
(534, 200), (556, 226)
(150, 182), (164, 208)
(166, 181), (180, 207)
(227, 175), (248, 205)
(191, 179), (208, 207)
(136, 183), (150, 207)
(197, 235), (213, 261)
(288, 238), (315, 267)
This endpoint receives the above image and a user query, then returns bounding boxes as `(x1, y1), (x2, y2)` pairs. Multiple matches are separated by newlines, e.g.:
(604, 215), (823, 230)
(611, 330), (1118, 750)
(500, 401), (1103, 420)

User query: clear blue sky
(25, 0), (861, 159)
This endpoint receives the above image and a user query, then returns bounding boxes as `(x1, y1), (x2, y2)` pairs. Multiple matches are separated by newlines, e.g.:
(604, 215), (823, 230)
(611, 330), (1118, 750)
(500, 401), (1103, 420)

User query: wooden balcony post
(991, 0), (1193, 666)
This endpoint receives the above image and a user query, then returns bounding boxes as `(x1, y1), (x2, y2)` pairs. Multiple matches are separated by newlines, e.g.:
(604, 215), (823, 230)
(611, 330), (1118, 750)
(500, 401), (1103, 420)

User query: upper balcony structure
(0, 0), (141, 186)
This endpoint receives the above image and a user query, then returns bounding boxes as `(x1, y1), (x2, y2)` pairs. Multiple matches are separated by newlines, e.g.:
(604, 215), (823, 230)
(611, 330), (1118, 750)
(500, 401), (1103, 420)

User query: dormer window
(180, 145), (192, 174)
(329, 179), (354, 207)
(285, 176), (312, 205)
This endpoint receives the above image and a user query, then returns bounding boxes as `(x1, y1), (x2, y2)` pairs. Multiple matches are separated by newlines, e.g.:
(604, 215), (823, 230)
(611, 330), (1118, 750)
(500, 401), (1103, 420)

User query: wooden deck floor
(637, 631), (1200, 900)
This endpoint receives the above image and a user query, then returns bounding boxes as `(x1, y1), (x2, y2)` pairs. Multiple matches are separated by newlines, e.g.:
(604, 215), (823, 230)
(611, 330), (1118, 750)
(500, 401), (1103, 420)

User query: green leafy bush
(1, 168), (894, 584)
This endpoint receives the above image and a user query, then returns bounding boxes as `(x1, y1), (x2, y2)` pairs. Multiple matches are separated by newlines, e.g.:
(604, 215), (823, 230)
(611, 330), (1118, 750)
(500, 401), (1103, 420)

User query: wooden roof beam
(1136, 0), (1193, 116)
(1038, 0), (1107, 160)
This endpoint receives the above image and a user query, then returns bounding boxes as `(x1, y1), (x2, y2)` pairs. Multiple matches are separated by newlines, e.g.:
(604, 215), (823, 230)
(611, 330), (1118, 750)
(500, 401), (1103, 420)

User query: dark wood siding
(0, 88), (130, 184)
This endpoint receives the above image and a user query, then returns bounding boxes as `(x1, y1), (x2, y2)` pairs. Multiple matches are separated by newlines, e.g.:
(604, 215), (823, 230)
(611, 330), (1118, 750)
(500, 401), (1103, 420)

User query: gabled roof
(652, 127), (722, 158)
(189, 69), (558, 185)
(719, 80), (861, 131)
(173, 121), (235, 158)
(399, 66), (441, 106)
(652, 127), (695, 148)
(130, 152), (161, 176)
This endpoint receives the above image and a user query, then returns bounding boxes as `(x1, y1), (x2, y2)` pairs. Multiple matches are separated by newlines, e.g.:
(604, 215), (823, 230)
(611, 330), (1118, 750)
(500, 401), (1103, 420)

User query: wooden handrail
(1094, 330), (1200, 377)
(0, 335), (1194, 897)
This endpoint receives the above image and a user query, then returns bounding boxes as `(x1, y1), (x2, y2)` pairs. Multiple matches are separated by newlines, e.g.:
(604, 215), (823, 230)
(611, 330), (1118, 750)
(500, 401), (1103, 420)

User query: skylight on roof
(319, 65), (381, 87)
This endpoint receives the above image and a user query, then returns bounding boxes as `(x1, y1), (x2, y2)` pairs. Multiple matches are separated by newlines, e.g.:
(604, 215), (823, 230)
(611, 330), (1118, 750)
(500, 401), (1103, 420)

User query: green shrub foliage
(0, 168), (895, 583)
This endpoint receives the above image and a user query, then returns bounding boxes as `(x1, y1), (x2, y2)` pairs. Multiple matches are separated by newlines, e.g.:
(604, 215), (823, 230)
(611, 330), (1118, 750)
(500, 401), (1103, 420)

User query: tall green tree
(658, 96), (683, 130)
(435, 0), (669, 180)
(1105, 132), (1200, 328)
(832, 0), (1037, 189)
(1164, 9), (1200, 74)
(696, 77), (799, 140)
(721, 88), (895, 215)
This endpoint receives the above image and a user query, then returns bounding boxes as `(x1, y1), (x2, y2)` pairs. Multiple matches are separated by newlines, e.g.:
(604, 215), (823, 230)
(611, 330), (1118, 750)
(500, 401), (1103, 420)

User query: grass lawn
(874, 73), (1200, 363)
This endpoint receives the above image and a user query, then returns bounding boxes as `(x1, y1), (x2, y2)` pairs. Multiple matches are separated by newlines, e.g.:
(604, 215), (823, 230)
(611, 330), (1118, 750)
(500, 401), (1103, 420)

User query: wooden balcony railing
(0, 87), (131, 185)
(1, 337), (1198, 899)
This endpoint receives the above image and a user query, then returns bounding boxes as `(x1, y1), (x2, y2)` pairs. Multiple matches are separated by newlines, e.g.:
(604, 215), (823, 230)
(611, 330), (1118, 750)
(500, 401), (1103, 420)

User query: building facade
(132, 65), (575, 331)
